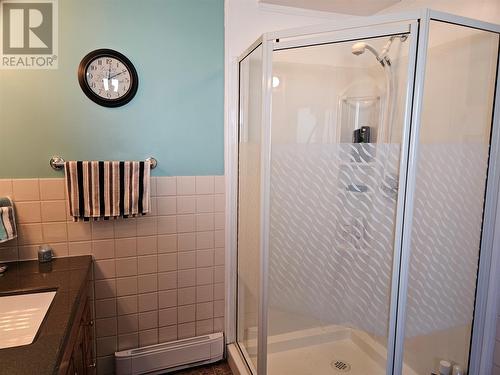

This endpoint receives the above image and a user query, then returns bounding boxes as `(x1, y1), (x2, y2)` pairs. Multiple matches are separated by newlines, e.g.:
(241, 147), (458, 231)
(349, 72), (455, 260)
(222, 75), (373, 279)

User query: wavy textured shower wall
(405, 143), (488, 337)
(268, 143), (400, 336)
(267, 142), (487, 339)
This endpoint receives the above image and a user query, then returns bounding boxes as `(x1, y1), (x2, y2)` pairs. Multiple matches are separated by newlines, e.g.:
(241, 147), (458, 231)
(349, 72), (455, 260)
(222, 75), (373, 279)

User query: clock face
(78, 49), (138, 107)
(86, 57), (132, 99)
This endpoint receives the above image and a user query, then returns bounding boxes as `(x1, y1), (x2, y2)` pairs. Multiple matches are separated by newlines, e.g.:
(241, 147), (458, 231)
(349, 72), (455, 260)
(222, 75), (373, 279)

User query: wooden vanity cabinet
(58, 282), (95, 375)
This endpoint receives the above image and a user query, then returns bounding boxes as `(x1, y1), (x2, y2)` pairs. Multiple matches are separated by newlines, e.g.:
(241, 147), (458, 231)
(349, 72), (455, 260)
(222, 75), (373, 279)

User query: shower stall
(229, 9), (500, 375)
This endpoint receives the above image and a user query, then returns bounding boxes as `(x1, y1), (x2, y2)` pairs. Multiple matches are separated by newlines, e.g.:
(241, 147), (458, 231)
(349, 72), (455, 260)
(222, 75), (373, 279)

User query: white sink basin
(0, 290), (56, 349)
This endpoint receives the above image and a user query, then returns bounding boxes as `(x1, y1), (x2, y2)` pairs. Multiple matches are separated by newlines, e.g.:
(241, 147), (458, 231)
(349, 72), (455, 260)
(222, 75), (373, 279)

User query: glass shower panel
(267, 34), (411, 374)
(237, 44), (263, 371)
(402, 22), (499, 375)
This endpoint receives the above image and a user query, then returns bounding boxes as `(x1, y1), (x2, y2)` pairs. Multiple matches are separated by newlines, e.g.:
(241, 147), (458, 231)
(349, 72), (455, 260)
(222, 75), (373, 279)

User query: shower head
(351, 42), (368, 56)
(351, 35), (408, 67)
(351, 42), (384, 65)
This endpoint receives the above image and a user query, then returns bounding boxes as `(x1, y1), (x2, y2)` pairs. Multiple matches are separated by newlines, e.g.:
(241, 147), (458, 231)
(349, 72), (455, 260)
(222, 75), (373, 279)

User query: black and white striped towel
(65, 161), (150, 221)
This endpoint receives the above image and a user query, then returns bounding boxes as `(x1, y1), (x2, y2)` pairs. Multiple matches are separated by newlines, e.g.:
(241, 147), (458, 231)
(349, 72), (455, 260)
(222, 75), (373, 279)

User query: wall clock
(78, 49), (138, 107)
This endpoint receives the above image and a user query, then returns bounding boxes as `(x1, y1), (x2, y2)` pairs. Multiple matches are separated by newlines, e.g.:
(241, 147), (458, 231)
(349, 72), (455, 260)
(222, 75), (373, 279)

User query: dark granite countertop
(0, 256), (92, 375)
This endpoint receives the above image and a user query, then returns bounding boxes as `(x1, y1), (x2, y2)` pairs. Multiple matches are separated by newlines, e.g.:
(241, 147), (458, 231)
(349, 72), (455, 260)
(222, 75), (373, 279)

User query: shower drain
(331, 360), (351, 372)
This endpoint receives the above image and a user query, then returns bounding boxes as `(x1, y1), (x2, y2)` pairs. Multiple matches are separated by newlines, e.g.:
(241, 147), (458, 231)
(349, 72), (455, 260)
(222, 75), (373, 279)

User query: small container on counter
(38, 244), (54, 263)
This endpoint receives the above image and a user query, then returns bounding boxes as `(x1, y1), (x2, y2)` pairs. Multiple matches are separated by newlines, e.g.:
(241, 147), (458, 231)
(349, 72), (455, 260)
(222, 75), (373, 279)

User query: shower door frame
(227, 9), (500, 375)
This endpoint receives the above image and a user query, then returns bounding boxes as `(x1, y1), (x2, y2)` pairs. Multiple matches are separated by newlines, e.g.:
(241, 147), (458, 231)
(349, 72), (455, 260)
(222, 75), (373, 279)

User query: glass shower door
(401, 21), (500, 375)
(236, 43), (263, 372)
(266, 27), (416, 375)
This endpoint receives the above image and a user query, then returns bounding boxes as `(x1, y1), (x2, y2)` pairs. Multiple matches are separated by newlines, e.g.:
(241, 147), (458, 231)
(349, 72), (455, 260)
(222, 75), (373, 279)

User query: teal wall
(0, 0), (224, 178)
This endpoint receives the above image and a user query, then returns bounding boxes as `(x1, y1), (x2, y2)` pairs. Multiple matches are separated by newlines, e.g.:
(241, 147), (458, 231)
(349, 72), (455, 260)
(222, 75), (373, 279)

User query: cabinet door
(73, 325), (86, 375)
(67, 303), (92, 375)
(59, 284), (94, 375)
(83, 299), (96, 374)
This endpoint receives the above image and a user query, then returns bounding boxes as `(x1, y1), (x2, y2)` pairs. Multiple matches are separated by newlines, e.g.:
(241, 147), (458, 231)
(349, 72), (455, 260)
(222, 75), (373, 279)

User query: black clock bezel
(78, 48), (139, 108)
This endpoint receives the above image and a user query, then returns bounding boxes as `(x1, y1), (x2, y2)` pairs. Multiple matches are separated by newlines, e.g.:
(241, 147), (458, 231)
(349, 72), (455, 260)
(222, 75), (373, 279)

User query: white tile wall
(0, 176), (225, 375)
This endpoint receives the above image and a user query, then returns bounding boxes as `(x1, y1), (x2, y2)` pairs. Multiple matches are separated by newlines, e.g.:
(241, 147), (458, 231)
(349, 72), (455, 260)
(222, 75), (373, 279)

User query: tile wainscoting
(0, 176), (225, 375)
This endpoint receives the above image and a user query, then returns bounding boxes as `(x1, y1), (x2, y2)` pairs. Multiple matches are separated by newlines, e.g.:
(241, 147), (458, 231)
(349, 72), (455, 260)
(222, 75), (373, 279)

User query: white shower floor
(268, 337), (385, 375)
(240, 310), (419, 375)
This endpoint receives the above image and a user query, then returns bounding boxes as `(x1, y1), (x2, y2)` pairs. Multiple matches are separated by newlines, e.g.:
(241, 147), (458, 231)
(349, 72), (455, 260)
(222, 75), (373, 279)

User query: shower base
(238, 311), (419, 375)
(269, 336), (383, 375)
(267, 325), (419, 375)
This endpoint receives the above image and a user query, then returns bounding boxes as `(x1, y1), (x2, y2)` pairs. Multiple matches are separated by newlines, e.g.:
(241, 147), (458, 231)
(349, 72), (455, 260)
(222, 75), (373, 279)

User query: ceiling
(259, 0), (402, 16)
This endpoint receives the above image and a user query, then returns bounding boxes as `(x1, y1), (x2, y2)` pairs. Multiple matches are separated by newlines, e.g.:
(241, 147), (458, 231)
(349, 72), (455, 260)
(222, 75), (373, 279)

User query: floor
(171, 361), (233, 375)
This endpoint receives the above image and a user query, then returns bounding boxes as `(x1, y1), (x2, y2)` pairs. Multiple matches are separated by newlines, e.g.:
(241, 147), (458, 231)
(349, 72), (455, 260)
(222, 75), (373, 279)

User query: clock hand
(109, 69), (127, 80)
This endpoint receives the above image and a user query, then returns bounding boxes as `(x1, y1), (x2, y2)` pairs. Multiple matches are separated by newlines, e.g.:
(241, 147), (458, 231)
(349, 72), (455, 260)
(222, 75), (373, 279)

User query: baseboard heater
(115, 332), (224, 375)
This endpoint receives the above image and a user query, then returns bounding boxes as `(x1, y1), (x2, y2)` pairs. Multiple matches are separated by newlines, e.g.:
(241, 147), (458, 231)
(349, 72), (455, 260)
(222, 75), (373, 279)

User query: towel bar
(49, 156), (158, 171)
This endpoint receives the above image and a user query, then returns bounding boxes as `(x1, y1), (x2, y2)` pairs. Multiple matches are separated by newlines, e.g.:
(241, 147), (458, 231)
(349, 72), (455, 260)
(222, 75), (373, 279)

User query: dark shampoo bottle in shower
(360, 126), (371, 143)
(353, 129), (361, 143)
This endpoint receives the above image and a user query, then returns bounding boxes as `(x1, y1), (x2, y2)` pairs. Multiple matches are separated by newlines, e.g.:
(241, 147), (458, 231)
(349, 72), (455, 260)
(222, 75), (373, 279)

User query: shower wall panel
(269, 144), (400, 336)
(405, 143), (488, 337)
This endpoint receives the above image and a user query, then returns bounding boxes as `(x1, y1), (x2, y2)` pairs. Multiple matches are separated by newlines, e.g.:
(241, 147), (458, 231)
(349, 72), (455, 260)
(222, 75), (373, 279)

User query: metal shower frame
(225, 8), (500, 375)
